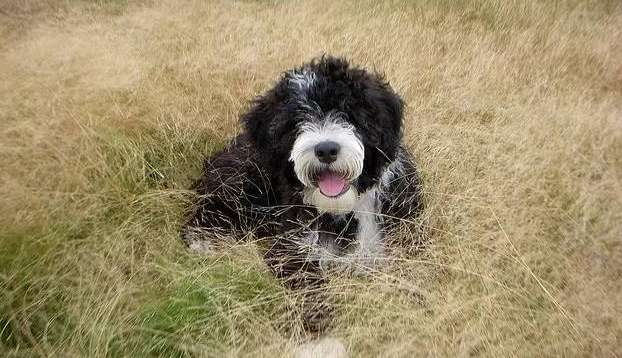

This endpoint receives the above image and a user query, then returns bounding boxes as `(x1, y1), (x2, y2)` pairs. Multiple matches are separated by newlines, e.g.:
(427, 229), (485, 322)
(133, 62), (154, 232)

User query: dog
(182, 56), (422, 288)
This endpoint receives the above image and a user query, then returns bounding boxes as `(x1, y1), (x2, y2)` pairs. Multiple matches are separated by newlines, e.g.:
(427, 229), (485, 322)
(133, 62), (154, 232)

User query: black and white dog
(182, 56), (422, 286)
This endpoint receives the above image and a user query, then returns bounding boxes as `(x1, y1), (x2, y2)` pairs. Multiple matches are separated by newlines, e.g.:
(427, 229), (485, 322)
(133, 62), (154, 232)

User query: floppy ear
(364, 79), (404, 158)
(355, 76), (406, 192)
(378, 85), (404, 145)
(241, 92), (279, 150)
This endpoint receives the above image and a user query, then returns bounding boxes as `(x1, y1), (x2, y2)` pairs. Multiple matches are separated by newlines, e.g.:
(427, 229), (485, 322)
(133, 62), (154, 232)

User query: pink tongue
(318, 172), (347, 197)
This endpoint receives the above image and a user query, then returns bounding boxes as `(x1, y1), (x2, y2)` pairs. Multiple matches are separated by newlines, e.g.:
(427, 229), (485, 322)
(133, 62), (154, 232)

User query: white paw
(187, 239), (212, 253)
(315, 246), (385, 275)
(183, 227), (213, 254)
(340, 245), (386, 275)
(294, 337), (348, 358)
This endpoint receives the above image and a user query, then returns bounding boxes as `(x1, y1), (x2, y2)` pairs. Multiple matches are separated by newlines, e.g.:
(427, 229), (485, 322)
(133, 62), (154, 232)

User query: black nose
(314, 141), (341, 164)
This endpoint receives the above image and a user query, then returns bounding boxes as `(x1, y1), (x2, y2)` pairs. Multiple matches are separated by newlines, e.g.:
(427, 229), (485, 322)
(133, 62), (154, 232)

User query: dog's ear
(366, 78), (405, 156)
(241, 91), (280, 150)
(377, 84), (404, 144)
(357, 77), (405, 190)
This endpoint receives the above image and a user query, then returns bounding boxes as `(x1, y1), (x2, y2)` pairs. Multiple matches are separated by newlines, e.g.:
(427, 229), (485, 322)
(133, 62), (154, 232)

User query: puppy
(182, 56), (422, 287)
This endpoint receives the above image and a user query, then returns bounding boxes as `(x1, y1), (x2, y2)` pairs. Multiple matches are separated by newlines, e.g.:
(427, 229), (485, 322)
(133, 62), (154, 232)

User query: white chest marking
(303, 186), (385, 271)
(302, 155), (406, 271)
(351, 187), (385, 264)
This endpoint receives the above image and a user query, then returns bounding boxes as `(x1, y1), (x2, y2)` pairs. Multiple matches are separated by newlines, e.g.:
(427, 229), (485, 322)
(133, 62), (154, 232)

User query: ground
(1, 0), (621, 357)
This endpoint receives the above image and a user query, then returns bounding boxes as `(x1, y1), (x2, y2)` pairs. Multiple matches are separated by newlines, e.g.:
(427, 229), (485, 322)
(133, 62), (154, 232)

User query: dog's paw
(340, 244), (386, 275)
(294, 337), (348, 358)
(186, 239), (212, 254)
(182, 227), (213, 254)
(317, 245), (386, 276)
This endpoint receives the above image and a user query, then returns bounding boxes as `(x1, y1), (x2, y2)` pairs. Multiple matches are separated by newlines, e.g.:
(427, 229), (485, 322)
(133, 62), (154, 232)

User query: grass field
(1, 0), (621, 356)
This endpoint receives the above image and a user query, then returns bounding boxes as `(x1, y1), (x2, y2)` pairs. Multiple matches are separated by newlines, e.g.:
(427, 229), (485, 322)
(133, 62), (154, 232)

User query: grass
(1, 0), (621, 356)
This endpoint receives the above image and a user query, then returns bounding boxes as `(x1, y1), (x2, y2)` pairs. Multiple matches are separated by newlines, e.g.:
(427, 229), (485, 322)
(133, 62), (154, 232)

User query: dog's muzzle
(290, 119), (363, 187)
(289, 117), (364, 212)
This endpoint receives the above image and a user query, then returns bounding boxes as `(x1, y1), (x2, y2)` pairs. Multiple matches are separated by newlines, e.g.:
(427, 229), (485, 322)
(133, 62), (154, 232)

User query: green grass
(136, 266), (285, 357)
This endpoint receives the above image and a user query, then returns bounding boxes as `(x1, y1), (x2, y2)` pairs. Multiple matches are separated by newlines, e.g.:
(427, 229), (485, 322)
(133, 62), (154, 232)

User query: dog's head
(243, 56), (404, 213)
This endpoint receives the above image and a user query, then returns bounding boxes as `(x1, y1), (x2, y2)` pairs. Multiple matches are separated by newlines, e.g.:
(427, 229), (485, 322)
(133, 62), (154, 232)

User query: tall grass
(1, 0), (621, 356)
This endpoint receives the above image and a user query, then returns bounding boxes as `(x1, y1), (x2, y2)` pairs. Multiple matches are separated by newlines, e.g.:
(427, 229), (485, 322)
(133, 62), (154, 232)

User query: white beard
(303, 186), (359, 214)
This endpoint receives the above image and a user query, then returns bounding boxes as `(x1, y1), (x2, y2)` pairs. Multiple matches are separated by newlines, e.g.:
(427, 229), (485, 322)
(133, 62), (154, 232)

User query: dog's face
(243, 57), (404, 213)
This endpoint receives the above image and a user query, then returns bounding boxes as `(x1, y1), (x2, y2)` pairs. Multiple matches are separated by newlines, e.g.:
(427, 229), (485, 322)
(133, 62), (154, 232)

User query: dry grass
(1, 0), (621, 356)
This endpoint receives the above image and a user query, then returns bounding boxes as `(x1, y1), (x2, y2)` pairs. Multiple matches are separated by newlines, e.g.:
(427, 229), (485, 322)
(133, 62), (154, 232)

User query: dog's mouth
(313, 170), (351, 198)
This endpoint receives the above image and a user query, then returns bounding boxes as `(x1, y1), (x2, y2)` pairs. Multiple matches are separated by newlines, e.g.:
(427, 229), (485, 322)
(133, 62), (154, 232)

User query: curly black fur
(182, 55), (422, 296)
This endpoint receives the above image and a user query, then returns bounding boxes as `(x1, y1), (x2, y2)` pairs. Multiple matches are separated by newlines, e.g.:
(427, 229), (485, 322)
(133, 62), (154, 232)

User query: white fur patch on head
(289, 68), (316, 97)
(289, 114), (364, 187)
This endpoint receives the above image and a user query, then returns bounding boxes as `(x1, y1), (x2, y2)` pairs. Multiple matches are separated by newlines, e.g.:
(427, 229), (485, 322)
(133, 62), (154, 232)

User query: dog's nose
(314, 141), (341, 164)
